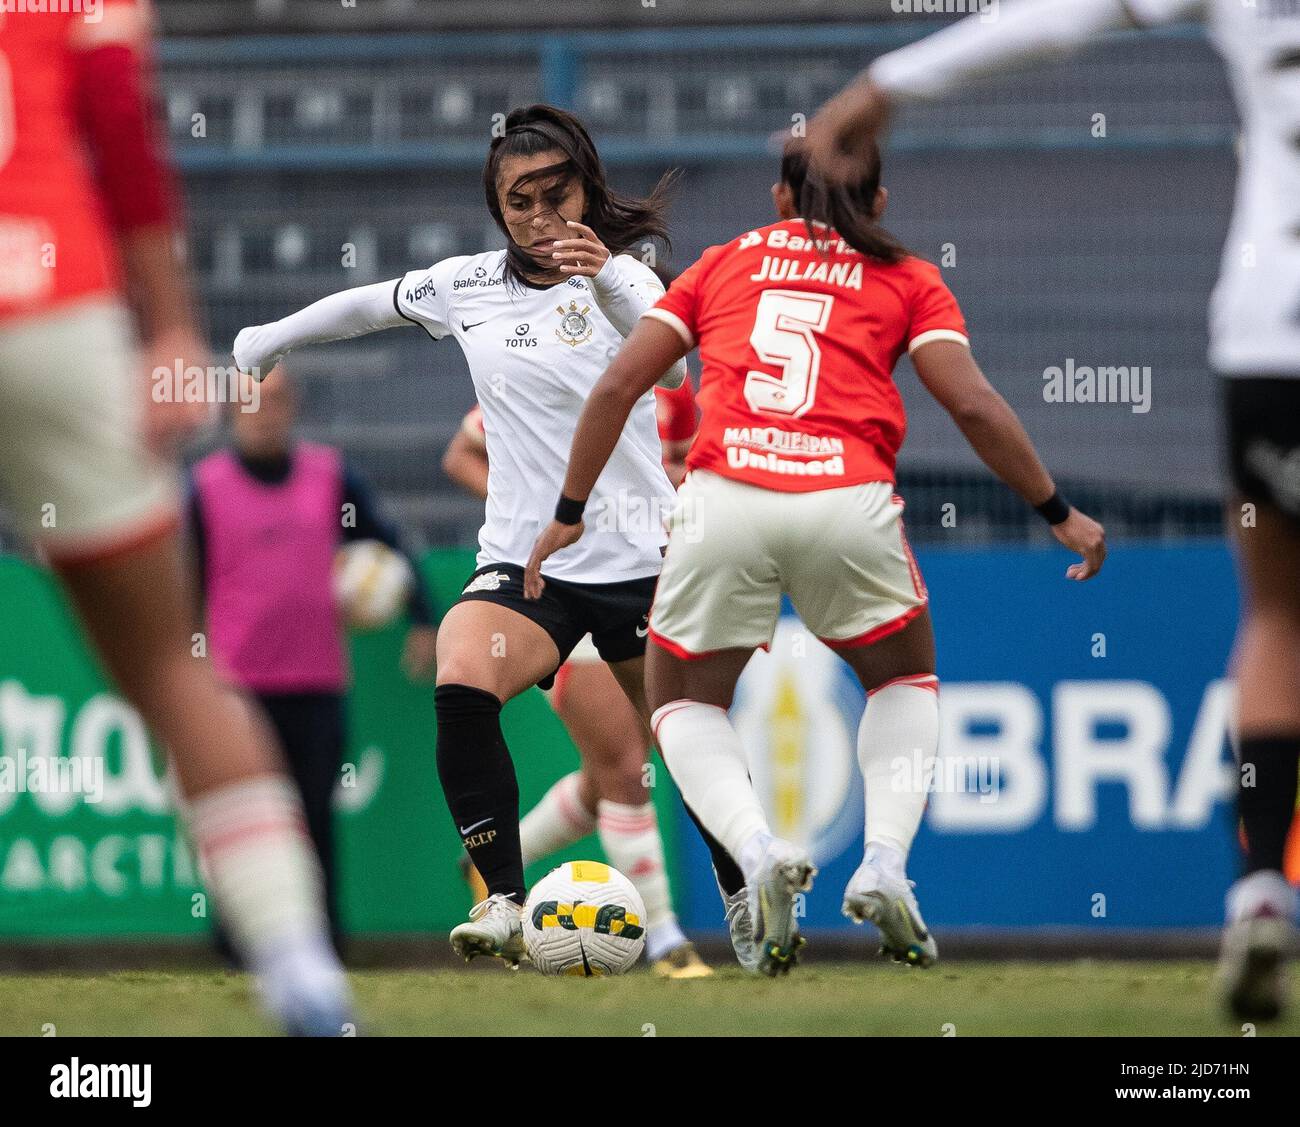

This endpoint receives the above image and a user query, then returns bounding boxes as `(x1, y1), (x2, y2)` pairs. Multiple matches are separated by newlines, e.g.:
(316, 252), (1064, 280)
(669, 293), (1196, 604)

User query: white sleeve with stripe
(232, 281), (407, 379)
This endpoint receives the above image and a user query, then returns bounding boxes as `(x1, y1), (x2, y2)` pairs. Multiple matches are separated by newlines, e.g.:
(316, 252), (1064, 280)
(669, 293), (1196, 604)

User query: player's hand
(802, 77), (893, 186)
(401, 625), (439, 682)
(524, 520), (585, 600)
(142, 325), (218, 457)
(1051, 509), (1107, 581)
(232, 325), (283, 381)
(551, 221), (611, 279)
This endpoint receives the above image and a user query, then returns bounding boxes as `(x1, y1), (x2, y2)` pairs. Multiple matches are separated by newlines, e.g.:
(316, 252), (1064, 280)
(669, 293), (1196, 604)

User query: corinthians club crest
(555, 301), (593, 347)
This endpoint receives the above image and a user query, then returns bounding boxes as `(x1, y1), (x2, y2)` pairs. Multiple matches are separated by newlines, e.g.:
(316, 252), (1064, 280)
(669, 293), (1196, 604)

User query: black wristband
(1034, 490), (1071, 526)
(555, 495), (585, 525)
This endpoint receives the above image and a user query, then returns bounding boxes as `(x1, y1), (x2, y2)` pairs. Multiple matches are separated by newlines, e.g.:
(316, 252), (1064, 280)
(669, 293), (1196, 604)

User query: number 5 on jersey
(744, 289), (834, 418)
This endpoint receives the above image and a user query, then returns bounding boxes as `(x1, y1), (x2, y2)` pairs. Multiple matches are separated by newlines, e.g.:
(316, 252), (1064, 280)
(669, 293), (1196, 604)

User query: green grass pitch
(0, 961), (1295, 1036)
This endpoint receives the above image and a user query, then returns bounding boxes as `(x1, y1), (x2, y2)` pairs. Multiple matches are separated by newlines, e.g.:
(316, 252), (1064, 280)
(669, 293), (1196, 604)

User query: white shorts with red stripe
(0, 299), (179, 564)
(649, 469), (926, 659)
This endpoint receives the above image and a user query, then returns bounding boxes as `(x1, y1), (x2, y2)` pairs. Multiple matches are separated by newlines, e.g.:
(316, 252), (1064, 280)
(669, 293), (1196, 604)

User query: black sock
(1237, 734), (1300, 874)
(680, 799), (746, 897)
(434, 684), (525, 902)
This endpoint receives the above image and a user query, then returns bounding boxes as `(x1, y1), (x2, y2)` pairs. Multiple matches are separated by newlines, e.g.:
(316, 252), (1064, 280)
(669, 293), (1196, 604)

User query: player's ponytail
(484, 105), (679, 287)
(782, 141), (908, 264)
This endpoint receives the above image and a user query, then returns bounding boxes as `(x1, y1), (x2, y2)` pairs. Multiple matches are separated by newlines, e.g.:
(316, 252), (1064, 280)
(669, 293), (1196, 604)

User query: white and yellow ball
(332, 540), (413, 631)
(523, 861), (647, 976)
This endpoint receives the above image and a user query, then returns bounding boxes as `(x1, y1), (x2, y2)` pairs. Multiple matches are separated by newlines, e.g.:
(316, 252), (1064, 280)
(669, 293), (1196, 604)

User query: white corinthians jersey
(396, 250), (674, 583)
(1187, 0), (1300, 376)
(871, 0), (1300, 377)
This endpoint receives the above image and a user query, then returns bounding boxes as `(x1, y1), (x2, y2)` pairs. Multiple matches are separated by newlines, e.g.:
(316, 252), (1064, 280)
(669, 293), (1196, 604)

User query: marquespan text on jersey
(723, 427), (845, 456)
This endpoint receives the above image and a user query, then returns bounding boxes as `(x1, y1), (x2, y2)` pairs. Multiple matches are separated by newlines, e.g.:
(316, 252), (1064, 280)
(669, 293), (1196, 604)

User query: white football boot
(842, 846), (938, 969)
(747, 839), (816, 978)
(1217, 870), (1296, 1022)
(718, 873), (761, 974)
(450, 893), (526, 968)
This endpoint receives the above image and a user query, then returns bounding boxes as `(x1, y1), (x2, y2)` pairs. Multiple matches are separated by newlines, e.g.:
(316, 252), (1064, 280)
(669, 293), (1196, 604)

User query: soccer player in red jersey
(801, 0), (1300, 1023)
(0, 2), (350, 1030)
(443, 385), (713, 978)
(527, 144), (1106, 976)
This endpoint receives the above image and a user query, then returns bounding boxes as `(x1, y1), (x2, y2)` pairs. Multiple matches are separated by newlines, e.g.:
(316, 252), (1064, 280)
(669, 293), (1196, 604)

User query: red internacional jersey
(646, 219), (969, 492)
(0, 0), (158, 322)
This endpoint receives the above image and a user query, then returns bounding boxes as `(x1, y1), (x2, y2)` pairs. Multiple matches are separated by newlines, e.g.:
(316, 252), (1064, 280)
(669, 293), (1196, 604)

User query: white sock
(596, 798), (685, 961)
(519, 771), (596, 867)
(737, 828), (775, 883)
(186, 775), (336, 978)
(859, 675), (939, 864)
(652, 700), (770, 863)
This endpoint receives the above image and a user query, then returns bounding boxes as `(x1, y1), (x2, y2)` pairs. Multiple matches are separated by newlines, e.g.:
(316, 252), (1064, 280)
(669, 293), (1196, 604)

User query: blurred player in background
(189, 366), (439, 962)
(0, 1), (350, 1032)
(527, 143), (1106, 977)
(442, 378), (711, 979)
(802, 0), (1300, 1022)
(233, 104), (743, 967)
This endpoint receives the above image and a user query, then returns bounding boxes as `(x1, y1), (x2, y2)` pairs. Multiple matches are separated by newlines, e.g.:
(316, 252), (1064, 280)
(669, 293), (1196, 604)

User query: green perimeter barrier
(0, 551), (684, 938)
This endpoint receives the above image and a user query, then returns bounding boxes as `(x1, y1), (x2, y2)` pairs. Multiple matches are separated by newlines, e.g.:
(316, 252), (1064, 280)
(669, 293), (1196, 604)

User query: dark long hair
(484, 105), (679, 287)
(781, 140), (908, 264)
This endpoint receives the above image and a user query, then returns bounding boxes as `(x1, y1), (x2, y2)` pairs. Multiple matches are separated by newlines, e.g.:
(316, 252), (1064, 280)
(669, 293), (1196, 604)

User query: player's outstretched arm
(524, 318), (689, 599)
(232, 282), (410, 380)
(913, 340), (1107, 580)
(803, 0), (1179, 184)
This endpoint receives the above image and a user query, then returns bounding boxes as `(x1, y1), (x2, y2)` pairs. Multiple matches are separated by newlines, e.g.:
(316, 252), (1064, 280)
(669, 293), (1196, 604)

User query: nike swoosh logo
(636, 625), (649, 638)
(459, 817), (492, 834)
(461, 320), (488, 331)
(895, 897), (929, 941)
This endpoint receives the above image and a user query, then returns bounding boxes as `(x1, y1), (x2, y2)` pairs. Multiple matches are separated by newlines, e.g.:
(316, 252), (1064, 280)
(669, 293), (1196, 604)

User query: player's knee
(434, 654), (501, 697)
(584, 737), (650, 797)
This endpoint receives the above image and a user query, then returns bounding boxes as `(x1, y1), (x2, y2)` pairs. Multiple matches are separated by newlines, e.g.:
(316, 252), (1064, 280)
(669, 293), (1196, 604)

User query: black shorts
(455, 562), (656, 689)
(1223, 377), (1300, 526)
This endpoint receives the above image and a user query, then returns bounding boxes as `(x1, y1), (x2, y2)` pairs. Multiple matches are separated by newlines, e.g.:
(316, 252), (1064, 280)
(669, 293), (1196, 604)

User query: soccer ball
(333, 540), (413, 630)
(523, 861), (647, 976)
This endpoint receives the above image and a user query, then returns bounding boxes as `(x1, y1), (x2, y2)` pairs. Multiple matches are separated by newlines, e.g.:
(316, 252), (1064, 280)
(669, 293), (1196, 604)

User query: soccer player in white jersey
(802, 0), (1300, 1019)
(441, 390), (713, 979)
(234, 104), (742, 967)
(526, 143), (1106, 976)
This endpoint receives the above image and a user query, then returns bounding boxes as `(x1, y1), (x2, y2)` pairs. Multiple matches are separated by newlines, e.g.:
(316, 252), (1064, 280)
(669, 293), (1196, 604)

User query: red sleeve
(905, 259), (969, 354)
(646, 244), (725, 349)
(654, 378), (697, 443)
(73, 7), (177, 235)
